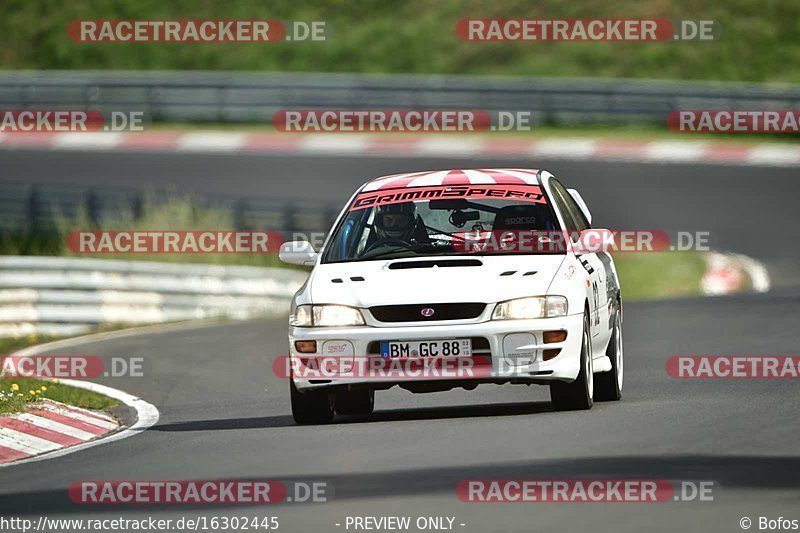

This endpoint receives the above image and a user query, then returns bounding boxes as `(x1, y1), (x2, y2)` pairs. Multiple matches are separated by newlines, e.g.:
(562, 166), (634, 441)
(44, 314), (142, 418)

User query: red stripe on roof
(377, 172), (433, 190)
(479, 169), (528, 184)
(441, 170), (470, 185)
(366, 169), (543, 190)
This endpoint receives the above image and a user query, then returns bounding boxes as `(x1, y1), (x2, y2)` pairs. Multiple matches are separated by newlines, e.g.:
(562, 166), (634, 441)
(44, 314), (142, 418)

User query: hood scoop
(388, 259), (483, 270)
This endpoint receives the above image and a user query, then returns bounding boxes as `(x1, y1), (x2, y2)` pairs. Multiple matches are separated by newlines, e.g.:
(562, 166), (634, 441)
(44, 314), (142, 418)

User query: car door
(549, 179), (610, 351)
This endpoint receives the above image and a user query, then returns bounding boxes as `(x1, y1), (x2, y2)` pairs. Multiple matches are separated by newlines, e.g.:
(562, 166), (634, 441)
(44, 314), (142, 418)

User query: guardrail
(0, 181), (339, 234)
(0, 256), (306, 338)
(1, 71), (799, 124)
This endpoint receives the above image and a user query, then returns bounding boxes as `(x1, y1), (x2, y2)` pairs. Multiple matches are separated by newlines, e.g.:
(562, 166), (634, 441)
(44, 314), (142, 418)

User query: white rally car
(279, 169), (623, 424)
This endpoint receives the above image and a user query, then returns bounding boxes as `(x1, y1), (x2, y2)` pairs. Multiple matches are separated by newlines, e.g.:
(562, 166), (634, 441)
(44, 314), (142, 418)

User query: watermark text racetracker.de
(67, 230), (285, 254)
(286, 230), (714, 254)
(0, 110), (146, 132)
(69, 479), (329, 504)
(274, 110), (492, 133)
(668, 110), (800, 133)
(68, 19), (327, 42)
(455, 18), (720, 42)
(276, 355), (492, 381)
(450, 229), (711, 254)
(667, 356), (800, 379)
(457, 479), (714, 502)
(1, 355), (148, 379)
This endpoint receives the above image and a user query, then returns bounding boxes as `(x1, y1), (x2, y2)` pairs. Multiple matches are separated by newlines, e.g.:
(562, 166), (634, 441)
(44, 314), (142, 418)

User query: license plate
(380, 339), (472, 358)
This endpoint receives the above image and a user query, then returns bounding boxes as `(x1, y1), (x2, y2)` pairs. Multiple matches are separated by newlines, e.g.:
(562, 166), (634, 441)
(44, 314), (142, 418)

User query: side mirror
(279, 241), (318, 266)
(574, 228), (614, 254)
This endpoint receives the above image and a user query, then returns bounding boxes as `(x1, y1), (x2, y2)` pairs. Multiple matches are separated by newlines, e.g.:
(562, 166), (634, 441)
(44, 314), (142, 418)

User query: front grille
(369, 303), (486, 323)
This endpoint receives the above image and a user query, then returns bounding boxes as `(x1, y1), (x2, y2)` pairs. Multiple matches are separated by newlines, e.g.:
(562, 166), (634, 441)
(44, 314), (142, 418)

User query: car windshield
(322, 184), (562, 263)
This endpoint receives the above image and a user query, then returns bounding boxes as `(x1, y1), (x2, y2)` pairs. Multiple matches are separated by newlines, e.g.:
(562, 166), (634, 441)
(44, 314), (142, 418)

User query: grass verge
(0, 335), (120, 416)
(3, 0), (800, 83)
(613, 251), (707, 301)
(0, 377), (119, 416)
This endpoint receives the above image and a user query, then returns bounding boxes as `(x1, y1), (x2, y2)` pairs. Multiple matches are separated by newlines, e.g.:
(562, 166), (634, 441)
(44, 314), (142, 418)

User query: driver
(373, 202), (417, 243)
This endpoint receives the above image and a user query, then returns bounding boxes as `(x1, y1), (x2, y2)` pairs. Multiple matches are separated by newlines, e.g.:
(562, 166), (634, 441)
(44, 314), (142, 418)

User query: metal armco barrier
(0, 181), (339, 234)
(1, 71), (798, 124)
(0, 256), (307, 338)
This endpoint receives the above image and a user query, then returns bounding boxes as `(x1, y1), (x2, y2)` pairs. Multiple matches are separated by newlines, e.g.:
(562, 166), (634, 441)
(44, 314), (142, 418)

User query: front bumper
(287, 313), (584, 391)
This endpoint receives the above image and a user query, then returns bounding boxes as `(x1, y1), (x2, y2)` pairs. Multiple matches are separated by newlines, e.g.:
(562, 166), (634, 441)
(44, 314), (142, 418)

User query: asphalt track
(1, 149), (799, 532)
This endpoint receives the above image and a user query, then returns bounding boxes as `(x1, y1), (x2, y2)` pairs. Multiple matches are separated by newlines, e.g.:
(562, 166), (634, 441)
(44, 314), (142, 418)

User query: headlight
(492, 296), (568, 320)
(290, 305), (313, 326)
(290, 304), (365, 327)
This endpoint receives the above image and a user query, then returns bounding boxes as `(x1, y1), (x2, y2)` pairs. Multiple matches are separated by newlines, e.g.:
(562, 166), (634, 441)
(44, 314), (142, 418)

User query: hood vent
(498, 270), (537, 278)
(388, 259), (483, 270)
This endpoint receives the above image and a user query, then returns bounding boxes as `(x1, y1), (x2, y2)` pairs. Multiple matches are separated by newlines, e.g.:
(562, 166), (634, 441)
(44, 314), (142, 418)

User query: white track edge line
(0, 378), (158, 468)
(0, 322), (242, 466)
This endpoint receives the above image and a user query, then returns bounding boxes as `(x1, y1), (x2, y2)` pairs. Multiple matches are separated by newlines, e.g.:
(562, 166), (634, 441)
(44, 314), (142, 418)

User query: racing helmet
(374, 202), (416, 241)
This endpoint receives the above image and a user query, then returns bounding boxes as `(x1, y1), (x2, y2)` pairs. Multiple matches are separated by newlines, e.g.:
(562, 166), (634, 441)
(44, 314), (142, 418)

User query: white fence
(0, 256), (306, 338)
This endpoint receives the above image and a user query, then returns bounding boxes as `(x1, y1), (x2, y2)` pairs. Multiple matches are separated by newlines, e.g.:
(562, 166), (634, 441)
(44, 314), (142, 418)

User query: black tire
(595, 306), (623, 402)
(550, 313), (594, 411)
(290, 379), (334, 424)
(334, 387), (375, 415)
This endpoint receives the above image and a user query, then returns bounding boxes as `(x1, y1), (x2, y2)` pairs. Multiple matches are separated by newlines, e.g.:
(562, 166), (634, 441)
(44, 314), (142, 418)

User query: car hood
(307, 255), (567, 307)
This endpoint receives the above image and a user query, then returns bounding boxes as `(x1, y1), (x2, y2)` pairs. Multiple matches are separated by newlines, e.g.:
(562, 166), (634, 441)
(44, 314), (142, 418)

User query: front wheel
(595, 305), (623, 402)
(550, 313), (594, 411)
(290, 379), (334, 424)
(335, 387), (375, 415)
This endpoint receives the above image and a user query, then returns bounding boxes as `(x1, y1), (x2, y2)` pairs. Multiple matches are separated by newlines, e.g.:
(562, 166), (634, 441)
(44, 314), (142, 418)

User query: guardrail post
(87, 188), (100, 226)
(323, 205), (338, 227)
(284, 203), (297, 234)
(234, 199), (247, 230)
(27, 185), (39, 232)
(132, 192), (143, 220)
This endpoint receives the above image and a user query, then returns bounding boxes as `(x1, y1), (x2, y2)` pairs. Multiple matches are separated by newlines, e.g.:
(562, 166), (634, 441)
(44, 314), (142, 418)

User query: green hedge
(1, 0), (798, 82)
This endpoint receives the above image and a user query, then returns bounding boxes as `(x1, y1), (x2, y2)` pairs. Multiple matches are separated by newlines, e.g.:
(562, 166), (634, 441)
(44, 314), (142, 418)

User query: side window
(548, 180), (578, 233)
(550, 179), (589, 232)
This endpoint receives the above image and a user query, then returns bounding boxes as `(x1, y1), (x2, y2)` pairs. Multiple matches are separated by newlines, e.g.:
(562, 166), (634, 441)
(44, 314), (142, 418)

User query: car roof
(360, 168), (543, 192)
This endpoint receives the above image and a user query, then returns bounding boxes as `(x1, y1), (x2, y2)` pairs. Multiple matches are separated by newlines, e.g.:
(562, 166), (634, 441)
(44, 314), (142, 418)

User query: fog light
(543, 349), (561, 361)
(294, 340), (317, 353)
(543, 330), (567, 343)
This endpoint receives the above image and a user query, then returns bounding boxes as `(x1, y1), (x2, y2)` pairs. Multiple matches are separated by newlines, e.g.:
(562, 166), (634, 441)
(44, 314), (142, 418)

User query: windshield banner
(350, 184), (547, 210)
